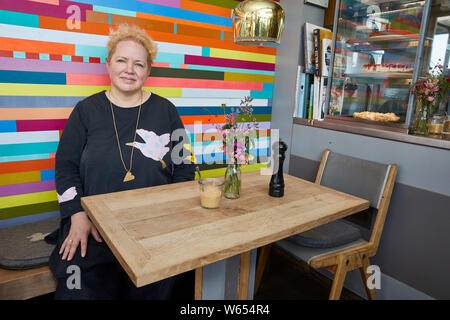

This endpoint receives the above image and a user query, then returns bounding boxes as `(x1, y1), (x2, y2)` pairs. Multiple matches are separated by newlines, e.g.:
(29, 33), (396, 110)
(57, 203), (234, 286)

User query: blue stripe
(174, 23), (177, 34)
(0, 10), (39, 28)
(0, 96), (83, 108)
(221, 31), (224, 40)
(154, 52), (185, 65)
(176, 107), (271, 116)
(0, 70), (66, 85)
(13, 52), (26, 59)
(41, 169), (55, 181)
(39, 53), (50, 60)
(0, 211), (59, 229)
(250, 90), (273, 99)
(202, 47), (210, 57)
(263, 83), (274, 91)
(75, 44), (108, 59)
(71, 0), (232, 27)
(0, 121), (17, 133)
(0, 153), (50, 163)
(0, 142), (59, 157)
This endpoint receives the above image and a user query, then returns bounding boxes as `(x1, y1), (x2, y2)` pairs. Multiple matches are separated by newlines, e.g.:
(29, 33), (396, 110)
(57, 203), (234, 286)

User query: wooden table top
(81, 171), (369, 287)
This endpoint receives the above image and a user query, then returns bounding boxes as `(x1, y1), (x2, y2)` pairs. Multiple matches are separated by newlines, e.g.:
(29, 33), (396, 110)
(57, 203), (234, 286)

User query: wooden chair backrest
(315, 149), (398, 254)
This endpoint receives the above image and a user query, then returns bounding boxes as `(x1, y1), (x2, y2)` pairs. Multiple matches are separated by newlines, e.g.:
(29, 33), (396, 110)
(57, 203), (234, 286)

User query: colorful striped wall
(0, 0), (277, 228)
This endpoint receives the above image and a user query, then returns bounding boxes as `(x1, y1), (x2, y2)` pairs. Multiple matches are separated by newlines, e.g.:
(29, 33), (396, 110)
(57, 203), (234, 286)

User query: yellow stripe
(0, 171), (41, 186)
(0, 108), (74, 120)
(0, 84), (182, 97)
(224, 73), (274, 83)
(194, 163), (268, 179)
(210, 48), (276, 64)
(0, 190), (57, 209)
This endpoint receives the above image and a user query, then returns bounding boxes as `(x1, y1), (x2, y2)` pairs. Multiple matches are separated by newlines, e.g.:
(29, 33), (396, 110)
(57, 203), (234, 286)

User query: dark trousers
(54, 260), (177, 300)
(48, 220), (177, 300)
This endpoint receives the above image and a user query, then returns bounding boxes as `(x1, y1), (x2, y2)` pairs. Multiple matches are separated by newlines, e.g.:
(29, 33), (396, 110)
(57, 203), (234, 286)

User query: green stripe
(150, 67), (224, 80)
(236, 114), (271, 122)
(0, 201), (59, 220)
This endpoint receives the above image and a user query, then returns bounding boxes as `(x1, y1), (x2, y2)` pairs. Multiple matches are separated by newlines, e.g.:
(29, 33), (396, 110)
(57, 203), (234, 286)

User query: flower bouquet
(217, 96), (259, 199)
(411, 62), (450, 135)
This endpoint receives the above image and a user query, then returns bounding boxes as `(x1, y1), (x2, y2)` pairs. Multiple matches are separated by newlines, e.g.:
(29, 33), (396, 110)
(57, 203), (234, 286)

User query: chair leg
(329, 256), (348, 300)
(254, 245), (271, 294)
(359, 255), (377, 300)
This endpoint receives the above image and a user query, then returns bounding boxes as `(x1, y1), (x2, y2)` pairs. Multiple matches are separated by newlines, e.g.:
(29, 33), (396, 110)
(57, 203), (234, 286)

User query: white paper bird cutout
(57, 186), (77, 203)
(126, 129), (170, 168)
(27, 232), (50, 242)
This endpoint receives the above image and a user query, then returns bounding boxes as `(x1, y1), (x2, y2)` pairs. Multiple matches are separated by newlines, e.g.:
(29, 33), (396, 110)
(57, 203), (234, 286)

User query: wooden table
(81, 171), (369, 300)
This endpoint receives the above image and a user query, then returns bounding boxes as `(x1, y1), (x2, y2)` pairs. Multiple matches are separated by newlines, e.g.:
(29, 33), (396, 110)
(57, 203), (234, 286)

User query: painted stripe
(0, 108), (73, 120)
(0, 170), (42, 186)
(0, 57), (108, 75)
(0, 200), (59, 220)
(250, 90), (273, 99)
(0, 1), (91, 21)
(71, 0), (232, 27)
(0, 141), (59, 157)
(184, 121), (270, 133)
(0, 180), (55, 197)
(28, 0), (60, 4)
(75, 44), (108, 59)
(180, 114), (270, 125)
(66, 74), (264, 90)
(93, 5), (136, 17)
(0, 131), (60, 145)
(0, 70), (66, 85)
(154, 52), (185, 65)
(0, 154), (51, 163)
(0, 10), (39, 28)
(138, 0), (181, 8)
(0, 190), (57, 209)
(41, 169), (55, 181)
(176, 107), (271, 116)
(0, 83), (110, 96)
(150, 67), (224, 80)
(180, 0), (231, 18)
(187, 64), (275, 76)
(0, 120), (17, 132)
(167, 98), (269, 107)
(224, 72), (274, 83)
(0, 95), (83, 108)
(0, 158), (55, 174)
(0, 210), (59, 229)
(15, 119), (68, 132)
(185, 55), (275, 71)
(181, 88), (250, 98)
(210, 48), (276, 64)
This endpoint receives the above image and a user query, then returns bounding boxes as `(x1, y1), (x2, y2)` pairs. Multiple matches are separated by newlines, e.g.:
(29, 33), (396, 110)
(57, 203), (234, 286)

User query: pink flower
(427, 96), (434, 102)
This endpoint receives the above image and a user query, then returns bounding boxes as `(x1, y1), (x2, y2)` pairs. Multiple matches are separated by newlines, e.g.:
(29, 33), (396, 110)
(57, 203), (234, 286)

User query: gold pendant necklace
(109, 91), (142, 182)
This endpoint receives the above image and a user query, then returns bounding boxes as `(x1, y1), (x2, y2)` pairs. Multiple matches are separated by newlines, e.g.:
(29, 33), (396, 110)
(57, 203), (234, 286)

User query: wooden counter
(81, 170), (369, 299)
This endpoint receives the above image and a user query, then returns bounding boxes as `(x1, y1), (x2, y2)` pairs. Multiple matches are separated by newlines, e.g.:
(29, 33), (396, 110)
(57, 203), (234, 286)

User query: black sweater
(55, 91), (195, 220)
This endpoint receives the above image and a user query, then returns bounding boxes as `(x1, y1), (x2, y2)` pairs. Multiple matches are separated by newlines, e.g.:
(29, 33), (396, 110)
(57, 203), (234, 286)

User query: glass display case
(325, 0), (431, 131)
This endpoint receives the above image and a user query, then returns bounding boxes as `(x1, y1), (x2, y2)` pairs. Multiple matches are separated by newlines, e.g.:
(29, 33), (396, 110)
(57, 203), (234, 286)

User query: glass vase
(412, 102), (431, 136)
(224, 163), (241, 199)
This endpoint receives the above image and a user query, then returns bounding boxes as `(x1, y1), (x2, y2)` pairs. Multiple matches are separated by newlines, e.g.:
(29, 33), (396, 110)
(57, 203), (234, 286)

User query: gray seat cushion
(286, 220), (363, 249)
(0, 217), (59, 270)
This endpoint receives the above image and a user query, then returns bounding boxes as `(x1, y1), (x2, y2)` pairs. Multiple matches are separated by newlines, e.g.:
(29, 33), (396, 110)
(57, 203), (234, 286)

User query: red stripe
(16, 119), (68, 132)
(0, 50), (13, 58)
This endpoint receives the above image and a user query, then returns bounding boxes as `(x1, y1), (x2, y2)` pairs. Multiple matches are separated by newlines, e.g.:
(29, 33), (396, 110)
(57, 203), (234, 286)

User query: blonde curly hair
(107, 24), (158, 70)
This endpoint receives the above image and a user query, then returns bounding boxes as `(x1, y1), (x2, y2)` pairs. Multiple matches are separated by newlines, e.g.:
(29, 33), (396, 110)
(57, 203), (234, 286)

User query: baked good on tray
(361, 64), (413, 73)
(353, 111), (400, 122)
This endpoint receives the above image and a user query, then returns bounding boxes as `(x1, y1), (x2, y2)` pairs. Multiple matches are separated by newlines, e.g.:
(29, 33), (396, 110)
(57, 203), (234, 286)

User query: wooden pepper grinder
(269, 139), (287, 197)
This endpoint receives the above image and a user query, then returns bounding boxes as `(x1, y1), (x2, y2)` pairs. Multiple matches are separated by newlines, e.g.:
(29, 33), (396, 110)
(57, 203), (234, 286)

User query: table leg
(194, 249), (257, 300)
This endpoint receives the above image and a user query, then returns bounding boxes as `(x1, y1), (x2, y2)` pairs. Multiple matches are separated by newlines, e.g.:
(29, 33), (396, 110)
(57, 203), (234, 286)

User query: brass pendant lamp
(232, 0), (285, 46)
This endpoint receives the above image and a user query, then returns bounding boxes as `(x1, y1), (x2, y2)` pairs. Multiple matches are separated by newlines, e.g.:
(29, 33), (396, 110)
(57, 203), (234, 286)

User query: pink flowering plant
(411, 62), (449, 135)
(217, 96), (259, 166)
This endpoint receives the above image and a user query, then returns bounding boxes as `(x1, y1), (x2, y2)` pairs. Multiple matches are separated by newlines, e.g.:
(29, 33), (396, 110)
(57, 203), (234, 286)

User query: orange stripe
(0, 108), (73, 120)
(111, 14), (174, 34)
(0, 158), (55, 175)
(0, 37), (75, 56)
(177, 24), (221, 40)
(86, 10), (109, 25)
(180, 0), (232, 18)
(181, 115), (225, 125)
(135, 12), (233, 33)
(39, 16), (111, 36)
(66, 74), (263, 90)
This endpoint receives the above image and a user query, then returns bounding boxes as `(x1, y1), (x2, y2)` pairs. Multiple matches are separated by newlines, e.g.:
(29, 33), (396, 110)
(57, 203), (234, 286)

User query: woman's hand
(60, 211), (102, 261)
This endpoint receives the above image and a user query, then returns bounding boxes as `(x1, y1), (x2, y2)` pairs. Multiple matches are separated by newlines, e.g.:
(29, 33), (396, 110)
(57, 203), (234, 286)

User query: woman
(48, 24), (195, 299)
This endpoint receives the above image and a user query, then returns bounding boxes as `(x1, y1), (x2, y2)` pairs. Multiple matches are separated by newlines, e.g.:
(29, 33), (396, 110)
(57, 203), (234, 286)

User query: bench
(0, 266), (57, 300)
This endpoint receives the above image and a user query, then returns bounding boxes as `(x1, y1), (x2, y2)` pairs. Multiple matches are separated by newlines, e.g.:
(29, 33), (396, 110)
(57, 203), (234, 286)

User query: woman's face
(107, 39), (150, 95)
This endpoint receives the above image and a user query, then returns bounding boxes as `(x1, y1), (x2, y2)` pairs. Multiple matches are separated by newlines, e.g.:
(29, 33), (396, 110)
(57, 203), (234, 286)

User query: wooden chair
(255, 149), (398, 300)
